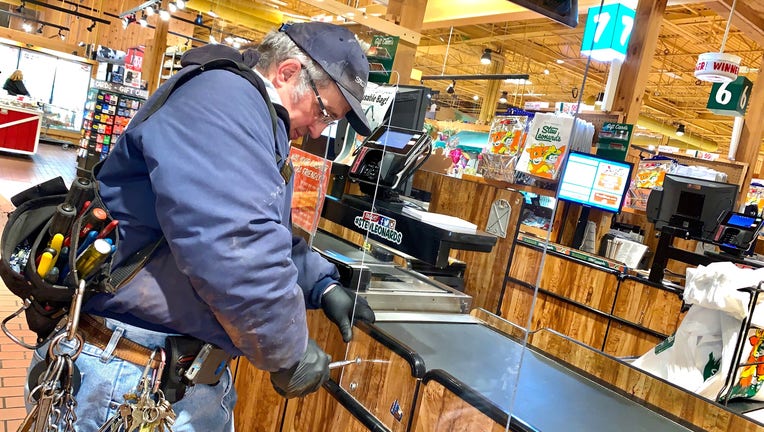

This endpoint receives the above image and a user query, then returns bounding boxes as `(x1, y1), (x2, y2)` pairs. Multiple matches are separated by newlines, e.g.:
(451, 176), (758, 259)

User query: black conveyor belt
(375, 321), (692, 432)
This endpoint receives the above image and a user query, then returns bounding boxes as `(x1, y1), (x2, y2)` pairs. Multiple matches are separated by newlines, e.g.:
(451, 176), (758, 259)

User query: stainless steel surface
(313, 230), (472, 314)
(374, 311), (481, 324)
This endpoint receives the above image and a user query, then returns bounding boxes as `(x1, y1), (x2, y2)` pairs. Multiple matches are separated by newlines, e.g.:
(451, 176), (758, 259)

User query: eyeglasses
(303, 67), (337, 125)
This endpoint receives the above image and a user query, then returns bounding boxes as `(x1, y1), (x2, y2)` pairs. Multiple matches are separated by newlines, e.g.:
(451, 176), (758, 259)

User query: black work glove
(270, 339), (330, 399)
(321, 285), (376, 343)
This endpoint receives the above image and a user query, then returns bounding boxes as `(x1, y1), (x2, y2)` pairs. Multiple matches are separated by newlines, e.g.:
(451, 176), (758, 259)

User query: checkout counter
(231, 123), (764, 431)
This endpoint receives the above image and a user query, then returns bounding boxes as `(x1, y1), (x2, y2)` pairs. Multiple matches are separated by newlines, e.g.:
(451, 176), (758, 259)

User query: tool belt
(79, 315), (230, 403)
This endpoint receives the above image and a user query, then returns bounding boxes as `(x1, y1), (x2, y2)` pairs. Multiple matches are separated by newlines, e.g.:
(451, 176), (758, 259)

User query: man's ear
(272, 59), (302, 88)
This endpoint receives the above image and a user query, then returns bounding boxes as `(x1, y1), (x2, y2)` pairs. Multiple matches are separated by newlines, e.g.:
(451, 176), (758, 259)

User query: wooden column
(611, 0), (668, 124)
(386, 0), (428, 85)
(478, 55), (504, 124)
(733, 53), (764, 204)
(144, 0), (170, 93)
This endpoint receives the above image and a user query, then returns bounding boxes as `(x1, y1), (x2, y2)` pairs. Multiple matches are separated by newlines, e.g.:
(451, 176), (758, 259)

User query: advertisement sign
(595, 122), (633, 161)
(580, 3), (635, 62)
(367, 35), (399, 84)
(289, 148), (332, 235)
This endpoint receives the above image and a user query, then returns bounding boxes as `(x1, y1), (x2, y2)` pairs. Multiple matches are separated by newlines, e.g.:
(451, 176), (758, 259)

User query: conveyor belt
(375, 321), (693, 432)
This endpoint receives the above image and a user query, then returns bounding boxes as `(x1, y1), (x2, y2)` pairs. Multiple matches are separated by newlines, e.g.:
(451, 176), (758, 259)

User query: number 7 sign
(581, 3), (636, 62)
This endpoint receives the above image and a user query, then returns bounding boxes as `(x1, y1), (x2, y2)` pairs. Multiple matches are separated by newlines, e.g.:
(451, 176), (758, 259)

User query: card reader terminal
(712, 211), (764, 254)
(349, 124), (432, 190)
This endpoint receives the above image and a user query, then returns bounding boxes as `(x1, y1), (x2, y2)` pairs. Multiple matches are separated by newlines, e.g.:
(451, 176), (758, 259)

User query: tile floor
(0, 144), (77, 432)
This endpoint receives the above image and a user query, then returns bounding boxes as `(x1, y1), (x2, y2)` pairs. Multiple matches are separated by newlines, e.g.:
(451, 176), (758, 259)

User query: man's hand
(321, 285), (376, 343)
(270, 339), (330, 398)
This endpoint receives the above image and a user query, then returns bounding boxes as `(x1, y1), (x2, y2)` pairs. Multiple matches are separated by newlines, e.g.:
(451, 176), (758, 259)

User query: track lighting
(36, 24), (43, 34)
(194, 12), (203, 25)
(446, 80), (455, 94)
(15, 1), (25, 13)
(159, 9), (170, 21)
(499, 91), (508, 104)
(472, 95), (479, 101)
(481, 48), (492, 65)
(22, 21), (32, 32)
(58, 29), (65, 40)
(168, 2), (177, 13)
(145, 4), (155, 16)
(86, 21), (96, 32)
(138, 12), (148, 27)
(675, 124), (685, 136)
(176, 0), (186, 10)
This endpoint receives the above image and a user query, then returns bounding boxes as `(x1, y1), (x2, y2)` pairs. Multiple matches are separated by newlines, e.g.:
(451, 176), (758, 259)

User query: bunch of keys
(99, 348), (176, 432)
(18, 332), (84, 432)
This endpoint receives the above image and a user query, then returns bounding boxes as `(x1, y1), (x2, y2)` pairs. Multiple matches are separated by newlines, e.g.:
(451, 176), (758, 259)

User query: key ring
(48, 332), (84, 361)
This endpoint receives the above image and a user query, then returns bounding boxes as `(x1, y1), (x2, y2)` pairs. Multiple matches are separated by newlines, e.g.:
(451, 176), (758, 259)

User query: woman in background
(3, 70), (30, 96)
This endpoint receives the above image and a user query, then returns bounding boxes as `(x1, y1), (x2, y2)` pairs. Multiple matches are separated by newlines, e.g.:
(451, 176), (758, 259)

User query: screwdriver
(328, 358), (389, 369)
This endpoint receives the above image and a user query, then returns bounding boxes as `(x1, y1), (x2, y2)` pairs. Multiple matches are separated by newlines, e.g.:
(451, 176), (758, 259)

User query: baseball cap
(280, 22), (372, 136)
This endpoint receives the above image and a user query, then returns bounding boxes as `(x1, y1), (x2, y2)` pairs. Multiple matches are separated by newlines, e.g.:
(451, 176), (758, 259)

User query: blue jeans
(26, 318), (237, 432)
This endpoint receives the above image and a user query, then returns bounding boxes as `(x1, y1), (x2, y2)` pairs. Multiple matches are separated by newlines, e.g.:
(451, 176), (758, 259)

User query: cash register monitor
(646, 174), (738, 240)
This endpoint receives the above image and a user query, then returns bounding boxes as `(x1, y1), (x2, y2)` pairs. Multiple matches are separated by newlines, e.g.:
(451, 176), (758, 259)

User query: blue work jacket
(86, 49), (338, 372)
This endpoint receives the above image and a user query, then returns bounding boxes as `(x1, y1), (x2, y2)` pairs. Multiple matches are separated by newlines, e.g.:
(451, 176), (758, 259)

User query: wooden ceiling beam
(700, 0), (764, 46)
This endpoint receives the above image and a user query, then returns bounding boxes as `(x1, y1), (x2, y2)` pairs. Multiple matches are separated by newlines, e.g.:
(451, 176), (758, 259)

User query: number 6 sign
(707, 76), (753, 117)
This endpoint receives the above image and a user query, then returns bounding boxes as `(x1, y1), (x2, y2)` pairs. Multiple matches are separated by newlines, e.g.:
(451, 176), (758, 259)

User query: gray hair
(256, 31), (333, 100)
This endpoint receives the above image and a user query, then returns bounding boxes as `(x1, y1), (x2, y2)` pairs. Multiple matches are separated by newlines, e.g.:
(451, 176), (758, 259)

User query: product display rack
(77, 80), (148, 175)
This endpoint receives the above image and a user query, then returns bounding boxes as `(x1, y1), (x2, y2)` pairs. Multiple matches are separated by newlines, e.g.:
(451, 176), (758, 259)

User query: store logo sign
(354, 211), (402, 244)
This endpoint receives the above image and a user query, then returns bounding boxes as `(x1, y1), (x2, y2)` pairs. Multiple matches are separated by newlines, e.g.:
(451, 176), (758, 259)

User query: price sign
(580, 3), (636, 62)
(707, 76), (752, 117)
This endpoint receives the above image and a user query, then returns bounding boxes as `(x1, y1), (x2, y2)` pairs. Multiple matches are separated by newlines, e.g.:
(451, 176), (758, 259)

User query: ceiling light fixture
(207, 10), (218, 18)
(446, 80), (455, 94)
(36, 24), (43, 34)
(176, 0), (185, 9)
(194, 12), (203, 25)
(594, 92), (604, 106)
(22, 21), (32, 32)
(168, 3), (177, 13)
(675, 124), (685, 136)
(145, 4), (155, 16)
(58, 29), (65, 40)
(472, 94), (479, 101)
(159, 9), (170, 21)
(544, 69), (550, 75)
(86, 21), (96, 32)
(15, 1), (25, 13)
(138, 12), (148, 27)
(499, 91), (508, 104)
(481, 48), (492, 65)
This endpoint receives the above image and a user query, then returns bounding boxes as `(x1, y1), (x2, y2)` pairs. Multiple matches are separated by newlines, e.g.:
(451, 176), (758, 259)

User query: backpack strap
(91, 57), (284, 293)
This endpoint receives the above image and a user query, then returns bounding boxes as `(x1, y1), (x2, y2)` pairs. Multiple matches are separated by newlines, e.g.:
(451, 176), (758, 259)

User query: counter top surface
(375, 320), (692, 432)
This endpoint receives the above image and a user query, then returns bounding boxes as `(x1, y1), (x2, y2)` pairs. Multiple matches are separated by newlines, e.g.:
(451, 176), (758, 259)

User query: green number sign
(707, 76), (752, 117)
(580, 3), (635, 62)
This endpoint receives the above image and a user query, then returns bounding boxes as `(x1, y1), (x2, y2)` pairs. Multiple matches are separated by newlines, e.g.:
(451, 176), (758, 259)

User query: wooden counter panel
(509, 244), (618, 313)
(281, 386), (374, 432)
(613, 279), (684, 335)
(507, 244), (543, 285)
(602, 322), (664, 358)
(232, 359), (285, 432)
(530, 330), (764, 432)
(233, 310), (348, 432)
(338, 328), (419, 431)
(532, 294), (609, 349)
(499, 280), (536, 330)
(411, 380), (506, 432)
(538, 253), (618, 312)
